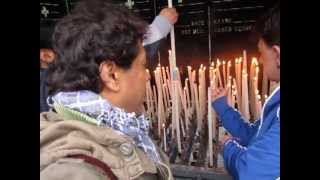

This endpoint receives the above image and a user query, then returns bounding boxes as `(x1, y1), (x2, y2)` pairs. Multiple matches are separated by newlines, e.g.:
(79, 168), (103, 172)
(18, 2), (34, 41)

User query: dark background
(40, 0), (278, 68)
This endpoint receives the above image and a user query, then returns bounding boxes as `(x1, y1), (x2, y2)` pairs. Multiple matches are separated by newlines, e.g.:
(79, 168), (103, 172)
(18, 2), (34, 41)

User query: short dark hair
(254, 2), (280, 46)
(47, 0), (147, 95)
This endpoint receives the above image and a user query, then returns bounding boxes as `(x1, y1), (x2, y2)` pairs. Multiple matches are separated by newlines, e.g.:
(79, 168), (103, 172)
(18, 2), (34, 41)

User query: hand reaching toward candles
(160, 8), (179, 25)
(211, 87), (229, 102)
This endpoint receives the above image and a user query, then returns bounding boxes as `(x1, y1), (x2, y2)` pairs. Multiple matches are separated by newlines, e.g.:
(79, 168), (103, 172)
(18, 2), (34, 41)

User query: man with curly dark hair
(39, 4), (178, 113)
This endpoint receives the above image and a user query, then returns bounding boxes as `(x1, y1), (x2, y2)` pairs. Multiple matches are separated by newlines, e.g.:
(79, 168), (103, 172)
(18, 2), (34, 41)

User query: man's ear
(99, 61), (122, 92)
(272, 45), (280, 68)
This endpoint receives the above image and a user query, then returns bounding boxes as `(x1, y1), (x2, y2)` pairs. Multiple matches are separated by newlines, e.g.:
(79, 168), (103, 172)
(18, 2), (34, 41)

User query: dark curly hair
(254, 2), (280, 46)
(47, 0), (147, 95)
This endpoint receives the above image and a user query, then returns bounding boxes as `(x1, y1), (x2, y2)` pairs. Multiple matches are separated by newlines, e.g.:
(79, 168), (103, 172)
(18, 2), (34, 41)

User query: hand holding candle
(211, 87), (229, 103)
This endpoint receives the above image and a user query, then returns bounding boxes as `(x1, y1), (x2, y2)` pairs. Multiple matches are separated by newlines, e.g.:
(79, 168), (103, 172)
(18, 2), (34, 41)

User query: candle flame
(252, 57), (258, 65)
(257, 95), (261, 100)
(264, 94), (268, 99)
(228, 61), (232, 67)
(211, 62), (214, 67)
(146, 69), (149, 73)
(217, 59), (221, 66)
(222, 60), (226, 65)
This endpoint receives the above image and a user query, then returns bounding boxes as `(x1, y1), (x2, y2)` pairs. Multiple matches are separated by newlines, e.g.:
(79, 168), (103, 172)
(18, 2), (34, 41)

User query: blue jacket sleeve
(222, 119), (280, 180)
(212, 96), (260, 145)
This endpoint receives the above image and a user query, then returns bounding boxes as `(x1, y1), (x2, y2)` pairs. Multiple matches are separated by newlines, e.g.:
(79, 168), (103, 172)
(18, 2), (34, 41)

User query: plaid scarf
(50, 90), (161, 163)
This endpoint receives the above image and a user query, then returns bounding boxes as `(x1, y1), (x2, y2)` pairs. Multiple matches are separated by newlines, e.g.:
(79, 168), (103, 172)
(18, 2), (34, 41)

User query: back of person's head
(254, 2), (280, 47)
(47, 0), (148, 95)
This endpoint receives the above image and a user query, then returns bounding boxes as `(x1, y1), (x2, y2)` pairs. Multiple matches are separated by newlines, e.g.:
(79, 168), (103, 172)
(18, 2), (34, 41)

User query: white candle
(256, 94), (262, 117)
(243, 50), (248, 72)
(167, 0), (176, 70)
(227, 77), (232, 106)
(174, 76), (182, 153)
(241, 70), (250, 121)
(166, 66), (171, 82)
(222, 60), (226, 88)
(193, 83), (200, 131)
(162, 84), (168, 111)
(233, 78), (241, 111)
(232, 88), (236, 108)
(187, 66), (193, 107)
(184, 87), (189, 130)
(149, 84), (155, 120)
(249, 58), (257, 121)
(212, 69), (217, 89)
(155, 70), (164, 137)
(191, 70), (196, 110)
(235, 58), (242, 111)
(237, 58), (242, 102)
(209, 67), (213, 83)
(163, 123), (167, 152)
(216, 60), (223, 88)
(255, 66), (260, 89)
(208, 85), (213, 167)
(227, 61), (231, 83)
(166, 79), (172, 101)
(254, 89), (260, 119)
(185, 79), (190, 108)
(198, 84), (203, 128)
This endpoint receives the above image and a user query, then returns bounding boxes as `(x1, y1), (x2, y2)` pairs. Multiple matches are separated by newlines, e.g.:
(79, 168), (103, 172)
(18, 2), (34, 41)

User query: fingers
(211, 87), (229, 102)
(159, 8), (179, 25)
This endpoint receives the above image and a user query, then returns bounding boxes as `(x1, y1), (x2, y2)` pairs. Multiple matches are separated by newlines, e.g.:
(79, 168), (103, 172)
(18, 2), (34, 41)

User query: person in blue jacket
(211, 3), (280, 180)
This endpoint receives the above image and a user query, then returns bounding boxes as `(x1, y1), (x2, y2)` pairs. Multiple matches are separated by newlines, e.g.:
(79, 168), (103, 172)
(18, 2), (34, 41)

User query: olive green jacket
(40, 105), (173, 180)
